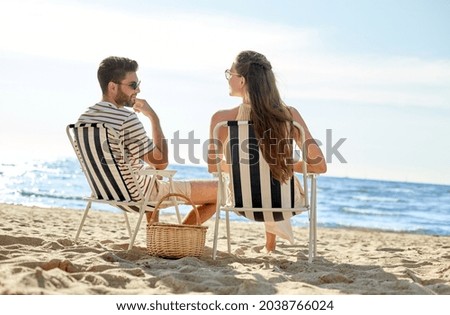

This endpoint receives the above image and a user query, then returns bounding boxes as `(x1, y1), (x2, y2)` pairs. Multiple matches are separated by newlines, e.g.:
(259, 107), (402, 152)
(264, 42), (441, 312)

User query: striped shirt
(78, 102), (154, 200)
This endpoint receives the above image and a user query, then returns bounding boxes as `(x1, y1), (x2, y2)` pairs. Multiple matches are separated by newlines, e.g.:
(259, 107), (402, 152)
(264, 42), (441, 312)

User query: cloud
(1, 0), (449, 110)
(0, 0), (317, 70)
(279, 55), (450, 109)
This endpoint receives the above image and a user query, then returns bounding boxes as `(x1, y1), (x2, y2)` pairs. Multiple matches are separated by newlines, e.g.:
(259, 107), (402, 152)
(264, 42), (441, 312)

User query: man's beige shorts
(149, 180), (192, 202)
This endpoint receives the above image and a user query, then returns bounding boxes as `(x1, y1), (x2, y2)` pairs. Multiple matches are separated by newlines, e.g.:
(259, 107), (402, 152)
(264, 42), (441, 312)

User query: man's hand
(133, 98), (168, 169)
(133, 98), (158, 120)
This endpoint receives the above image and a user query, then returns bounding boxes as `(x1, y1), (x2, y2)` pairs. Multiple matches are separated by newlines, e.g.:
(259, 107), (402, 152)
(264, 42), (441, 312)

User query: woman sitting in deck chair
(207, 50), (327, 252)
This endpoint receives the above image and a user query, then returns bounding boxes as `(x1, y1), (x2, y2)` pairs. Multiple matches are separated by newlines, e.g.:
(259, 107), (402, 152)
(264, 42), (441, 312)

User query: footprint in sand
(40, 259), (78, 273)
(319, 272), (353, 284)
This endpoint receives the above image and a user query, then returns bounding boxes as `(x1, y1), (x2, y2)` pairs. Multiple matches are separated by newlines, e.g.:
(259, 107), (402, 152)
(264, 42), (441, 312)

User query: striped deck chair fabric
(212, 120), (318, 262)
(227, 120), (306, 222)
(70, 123), (134, 203)
(66, 123), (181, 250)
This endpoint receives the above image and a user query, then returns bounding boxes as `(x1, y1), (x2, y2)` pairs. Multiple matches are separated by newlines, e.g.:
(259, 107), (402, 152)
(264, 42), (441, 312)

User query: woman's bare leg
(265, 232), (276, 252)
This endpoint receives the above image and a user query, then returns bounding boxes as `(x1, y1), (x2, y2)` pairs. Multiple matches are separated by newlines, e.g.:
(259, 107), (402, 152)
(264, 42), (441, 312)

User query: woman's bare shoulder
(286, 105), (300, 115)
(286, 105), (306, 123)
(211, 106), (240, 122)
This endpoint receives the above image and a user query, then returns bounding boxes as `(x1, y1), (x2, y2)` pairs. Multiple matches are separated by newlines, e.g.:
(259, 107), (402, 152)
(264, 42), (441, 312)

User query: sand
(0, 203), (449, 295)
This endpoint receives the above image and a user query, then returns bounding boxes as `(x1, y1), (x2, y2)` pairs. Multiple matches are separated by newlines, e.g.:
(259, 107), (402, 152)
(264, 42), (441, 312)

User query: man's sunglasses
(117, 80), (141, 90)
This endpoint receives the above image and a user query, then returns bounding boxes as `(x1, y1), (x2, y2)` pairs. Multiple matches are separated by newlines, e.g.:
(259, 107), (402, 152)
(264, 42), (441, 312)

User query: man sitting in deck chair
(77, 56), (217, 224)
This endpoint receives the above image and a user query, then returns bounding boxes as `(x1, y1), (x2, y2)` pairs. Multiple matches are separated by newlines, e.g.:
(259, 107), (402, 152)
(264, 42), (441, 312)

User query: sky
(0, 0), (449, 185)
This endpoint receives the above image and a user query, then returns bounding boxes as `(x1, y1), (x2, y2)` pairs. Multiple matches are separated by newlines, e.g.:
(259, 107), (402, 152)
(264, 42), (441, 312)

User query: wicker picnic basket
(146, 193), (208, 259)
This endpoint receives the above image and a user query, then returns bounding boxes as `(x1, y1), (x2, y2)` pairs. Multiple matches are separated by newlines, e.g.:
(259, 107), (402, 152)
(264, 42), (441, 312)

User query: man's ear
(108, 81), (117, 93)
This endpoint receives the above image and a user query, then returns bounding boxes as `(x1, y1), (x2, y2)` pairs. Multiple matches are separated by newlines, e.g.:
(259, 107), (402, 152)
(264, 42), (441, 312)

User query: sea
(1, 158), (449, 236)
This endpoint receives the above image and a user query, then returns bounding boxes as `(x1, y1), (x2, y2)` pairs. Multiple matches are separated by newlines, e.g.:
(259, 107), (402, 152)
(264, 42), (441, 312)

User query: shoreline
(4, 201), (447, 238)
(1, 203), (449, 295)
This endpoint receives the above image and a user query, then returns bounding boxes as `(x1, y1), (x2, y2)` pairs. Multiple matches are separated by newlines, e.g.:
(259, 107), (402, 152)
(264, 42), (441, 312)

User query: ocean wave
(340, 207), (400, 217)
(352, 195), (403, 203)
(322, 222), (448, 235)
(18, 190), (84, 201)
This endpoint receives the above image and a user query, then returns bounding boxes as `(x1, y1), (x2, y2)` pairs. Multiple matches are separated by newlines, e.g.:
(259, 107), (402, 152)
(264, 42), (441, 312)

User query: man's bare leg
(146, 211), (159, 223)
(182, 180), (217, 225)
(182, 203), (216, 225)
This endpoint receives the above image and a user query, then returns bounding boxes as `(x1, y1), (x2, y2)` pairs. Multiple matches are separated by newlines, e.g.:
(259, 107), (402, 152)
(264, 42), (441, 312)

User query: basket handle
(149, 193), (202, 226)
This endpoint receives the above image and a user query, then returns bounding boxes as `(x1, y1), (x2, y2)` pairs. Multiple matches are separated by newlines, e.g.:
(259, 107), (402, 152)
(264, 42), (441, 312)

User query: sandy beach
(0, 203), (449, 295)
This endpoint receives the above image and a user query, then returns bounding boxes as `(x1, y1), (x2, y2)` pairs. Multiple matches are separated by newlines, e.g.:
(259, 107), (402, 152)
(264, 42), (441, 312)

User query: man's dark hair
(97, 56), (139, 94)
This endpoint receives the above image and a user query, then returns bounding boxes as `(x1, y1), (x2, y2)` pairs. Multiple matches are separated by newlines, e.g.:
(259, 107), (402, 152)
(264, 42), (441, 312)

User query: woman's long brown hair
(234, 51), (295, 183)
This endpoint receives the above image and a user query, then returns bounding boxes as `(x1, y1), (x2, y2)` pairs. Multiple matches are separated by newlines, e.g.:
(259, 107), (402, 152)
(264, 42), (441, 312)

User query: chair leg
(311, 214), (317, 261)
(212, 204), (221, 260)
(123, 212), (132, 238)
(312, 194), (317, 259)
(308, 212), (313, 263)
(173, 198), (182, 224)
(75, 201), (92, 242)
(168, 177), (182, 223)
(226, 210), (231, 254)
(128, 205), (146, 251)
(308, 176), (317, 263)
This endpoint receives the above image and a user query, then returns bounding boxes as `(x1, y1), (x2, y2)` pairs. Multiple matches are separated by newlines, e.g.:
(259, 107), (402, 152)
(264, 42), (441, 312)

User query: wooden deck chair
(66, 123), (184, 250)
(211, 121), (318, 262)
